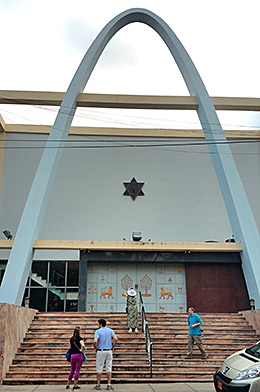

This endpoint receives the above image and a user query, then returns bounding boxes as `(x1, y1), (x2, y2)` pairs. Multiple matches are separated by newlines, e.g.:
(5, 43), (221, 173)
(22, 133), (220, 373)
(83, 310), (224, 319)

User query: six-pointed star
(123, 177), (145, 200)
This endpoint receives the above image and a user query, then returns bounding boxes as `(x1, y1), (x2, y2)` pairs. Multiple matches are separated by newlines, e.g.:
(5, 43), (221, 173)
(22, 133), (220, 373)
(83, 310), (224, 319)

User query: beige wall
(0, 303), (37, 383)
(240, 309), (260, 338)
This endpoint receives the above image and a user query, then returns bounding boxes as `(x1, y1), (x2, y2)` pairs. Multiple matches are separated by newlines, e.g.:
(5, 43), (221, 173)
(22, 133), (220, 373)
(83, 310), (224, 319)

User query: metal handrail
(139, 291), (153, 377)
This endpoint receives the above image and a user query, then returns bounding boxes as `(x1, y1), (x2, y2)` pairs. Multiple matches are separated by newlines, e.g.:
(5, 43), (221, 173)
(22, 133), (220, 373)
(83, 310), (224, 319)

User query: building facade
(0, 105), (259, 313)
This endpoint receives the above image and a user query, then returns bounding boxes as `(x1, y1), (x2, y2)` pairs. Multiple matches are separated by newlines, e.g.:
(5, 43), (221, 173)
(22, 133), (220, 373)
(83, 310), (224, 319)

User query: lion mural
(100, 286), (114, 299)
(159, 287), (173, 300)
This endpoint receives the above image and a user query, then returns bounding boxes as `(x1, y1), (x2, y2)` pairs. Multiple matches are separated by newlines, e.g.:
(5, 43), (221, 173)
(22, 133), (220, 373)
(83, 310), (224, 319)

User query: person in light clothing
(186, 307), (208, 359)
(93, 318), (118, 390)
(124, 288), (139, 333)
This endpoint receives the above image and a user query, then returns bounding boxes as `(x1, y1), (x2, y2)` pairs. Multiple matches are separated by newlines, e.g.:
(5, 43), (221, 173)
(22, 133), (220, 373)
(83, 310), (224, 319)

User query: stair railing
(139, 291), (153, 377)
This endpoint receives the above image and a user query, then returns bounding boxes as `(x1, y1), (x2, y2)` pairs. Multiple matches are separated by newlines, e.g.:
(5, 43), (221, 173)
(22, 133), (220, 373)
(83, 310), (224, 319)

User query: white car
(214, 341), (260, 392)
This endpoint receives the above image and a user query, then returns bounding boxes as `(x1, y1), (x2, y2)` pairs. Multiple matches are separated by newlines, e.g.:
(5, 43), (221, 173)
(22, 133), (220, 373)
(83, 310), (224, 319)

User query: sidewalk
(0, 383), (216, 392)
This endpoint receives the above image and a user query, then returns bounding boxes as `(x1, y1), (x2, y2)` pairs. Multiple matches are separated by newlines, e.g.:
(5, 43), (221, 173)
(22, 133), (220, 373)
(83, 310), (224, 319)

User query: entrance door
(117, 263), (156, 311)
(86, 261), (186, 313)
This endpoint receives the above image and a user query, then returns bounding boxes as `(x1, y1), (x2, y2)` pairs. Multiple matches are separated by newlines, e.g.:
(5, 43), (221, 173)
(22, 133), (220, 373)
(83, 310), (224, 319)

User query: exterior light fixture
(225, 237), (235, 243)
(3, 230), (13, 240)
(132, 232), (142, 242)
(250, 299), (255, 310)
(25, 297), (30, 308)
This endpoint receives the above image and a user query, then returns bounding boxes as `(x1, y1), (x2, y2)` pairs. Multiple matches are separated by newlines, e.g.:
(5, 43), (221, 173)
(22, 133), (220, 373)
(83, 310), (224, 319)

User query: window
(22, 261), (79, 312)
(0, 263), (7, 286)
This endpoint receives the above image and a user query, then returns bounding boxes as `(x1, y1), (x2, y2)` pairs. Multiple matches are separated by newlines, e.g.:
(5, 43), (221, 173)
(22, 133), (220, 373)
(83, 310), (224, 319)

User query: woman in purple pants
(66, 326), (85, 390)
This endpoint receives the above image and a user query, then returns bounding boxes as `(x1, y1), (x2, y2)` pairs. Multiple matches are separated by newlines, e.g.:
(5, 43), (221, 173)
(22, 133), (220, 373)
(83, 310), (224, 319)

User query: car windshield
(246, 342), (260, 358)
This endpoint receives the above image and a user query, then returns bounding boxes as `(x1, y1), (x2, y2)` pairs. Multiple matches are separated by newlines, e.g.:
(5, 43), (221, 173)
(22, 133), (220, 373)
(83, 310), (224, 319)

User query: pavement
(0, 383), (216, 392)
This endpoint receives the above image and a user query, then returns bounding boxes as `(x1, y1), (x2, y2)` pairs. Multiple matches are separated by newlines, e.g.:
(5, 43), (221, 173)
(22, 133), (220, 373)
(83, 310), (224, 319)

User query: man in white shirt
(93, 318), (118, 390)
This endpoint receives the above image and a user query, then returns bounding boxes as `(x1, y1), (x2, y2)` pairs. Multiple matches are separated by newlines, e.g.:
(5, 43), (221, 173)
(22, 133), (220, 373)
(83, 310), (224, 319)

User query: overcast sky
(0, 0), (259, 129)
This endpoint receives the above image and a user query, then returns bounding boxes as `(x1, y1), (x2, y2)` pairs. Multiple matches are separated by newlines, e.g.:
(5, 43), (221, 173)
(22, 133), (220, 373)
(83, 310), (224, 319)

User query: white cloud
(0, 0), (259, 128)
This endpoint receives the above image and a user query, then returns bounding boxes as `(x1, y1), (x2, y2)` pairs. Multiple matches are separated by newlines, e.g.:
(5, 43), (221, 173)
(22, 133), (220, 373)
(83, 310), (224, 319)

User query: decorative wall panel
(86, 262), (186, 312)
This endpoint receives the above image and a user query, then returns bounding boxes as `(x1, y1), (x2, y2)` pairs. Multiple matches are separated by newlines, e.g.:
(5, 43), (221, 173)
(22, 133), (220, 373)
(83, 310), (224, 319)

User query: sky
(0, 0), (260, 130)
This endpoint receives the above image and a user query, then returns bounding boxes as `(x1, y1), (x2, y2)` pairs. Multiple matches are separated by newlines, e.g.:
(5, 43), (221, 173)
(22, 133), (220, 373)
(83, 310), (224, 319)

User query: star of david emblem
(123, 177), (145, 201)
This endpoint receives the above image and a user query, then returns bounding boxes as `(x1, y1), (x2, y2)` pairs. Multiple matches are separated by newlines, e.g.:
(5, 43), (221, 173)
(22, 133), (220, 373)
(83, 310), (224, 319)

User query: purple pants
(68, 353), (83, 381)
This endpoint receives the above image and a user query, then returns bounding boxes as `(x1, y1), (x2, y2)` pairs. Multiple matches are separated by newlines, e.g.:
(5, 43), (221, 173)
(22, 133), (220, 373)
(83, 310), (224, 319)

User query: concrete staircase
(31, 273), (78, 300)
(3, 312), (259, 385)
(146, 313), (259, 381)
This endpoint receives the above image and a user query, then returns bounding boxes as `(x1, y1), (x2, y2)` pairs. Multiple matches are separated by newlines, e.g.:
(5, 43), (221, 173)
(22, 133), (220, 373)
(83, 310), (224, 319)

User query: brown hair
(71, 326), (81, 343)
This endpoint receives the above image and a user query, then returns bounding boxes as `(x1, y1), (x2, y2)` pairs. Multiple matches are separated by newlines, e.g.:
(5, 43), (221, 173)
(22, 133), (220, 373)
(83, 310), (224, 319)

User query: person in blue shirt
(187, 307), (208, 359)
(93, 318), (118, 390)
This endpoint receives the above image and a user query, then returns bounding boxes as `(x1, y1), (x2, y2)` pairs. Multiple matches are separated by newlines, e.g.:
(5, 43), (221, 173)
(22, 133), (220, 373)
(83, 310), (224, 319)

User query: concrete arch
(1, 8), (260, 307)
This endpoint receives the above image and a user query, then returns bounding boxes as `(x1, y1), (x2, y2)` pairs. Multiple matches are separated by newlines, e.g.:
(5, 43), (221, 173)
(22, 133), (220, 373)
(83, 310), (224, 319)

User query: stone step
(16, 348), (147, 355)
(146, 316), (247, 321)
(5, 369), (216, 379)
(22, 336), (145, 342)
(152, 341), (256, 347)
(39, 317), (241, 323)
(14, 353), (149, 360)
(5, 371), (149, 380)
(16, 341), (257, 350)
(19, 340), (256, 349)
(31, 323), (247, 329)
(29, 319), (253, 324)
(25, 329), (254, 338)
(16, 344), (257, 353)
(8, 361), (220, 372)
(150, 321), (248, 326)
(33, 313), (247, 320)
(20, 339), (145, 346)
(151, 336), (256, 341)
(3, 376), (213, 385)
(10, 359), (222, 368)
(152, 354), (230, 360)
(33, 311), (244, 317)
(22, 333), (257, 339)
(11, 355), (226, 363)
(16, 344), (255, 354)
(12, 358), (149, 366)
(8, 364), (151, 373)
(31, 323), (247, 330)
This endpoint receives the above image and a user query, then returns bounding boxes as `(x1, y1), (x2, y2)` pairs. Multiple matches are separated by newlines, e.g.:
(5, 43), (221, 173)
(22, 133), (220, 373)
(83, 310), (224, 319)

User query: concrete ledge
(0, 240), (243, 252)
(4, 124), (260, 139)
(0, 90), (260, 112)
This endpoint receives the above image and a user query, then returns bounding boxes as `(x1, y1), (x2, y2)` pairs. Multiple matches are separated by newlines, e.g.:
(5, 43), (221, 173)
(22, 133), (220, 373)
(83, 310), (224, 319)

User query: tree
(140, 275), (152, 297)
(121, 274), (133, 296)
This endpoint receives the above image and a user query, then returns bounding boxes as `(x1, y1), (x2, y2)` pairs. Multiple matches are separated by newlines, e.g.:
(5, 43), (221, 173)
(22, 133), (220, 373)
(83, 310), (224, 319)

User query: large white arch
(1, 8), (260, 307)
